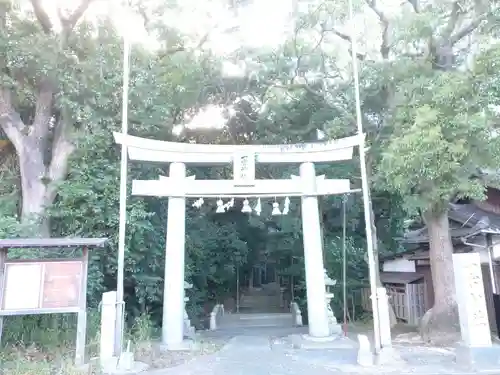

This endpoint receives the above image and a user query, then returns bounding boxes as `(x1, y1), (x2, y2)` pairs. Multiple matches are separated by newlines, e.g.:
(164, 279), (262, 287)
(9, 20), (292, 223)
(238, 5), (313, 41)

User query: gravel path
(142, 328), (500, 375)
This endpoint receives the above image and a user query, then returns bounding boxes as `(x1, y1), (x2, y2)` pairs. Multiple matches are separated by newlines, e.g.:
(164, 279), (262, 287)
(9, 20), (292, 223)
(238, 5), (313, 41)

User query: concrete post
(101, 291), (118, 369)
(376, 287), (392, 348)
(162, 162), (187, 349)
(300, 162), (330, 338)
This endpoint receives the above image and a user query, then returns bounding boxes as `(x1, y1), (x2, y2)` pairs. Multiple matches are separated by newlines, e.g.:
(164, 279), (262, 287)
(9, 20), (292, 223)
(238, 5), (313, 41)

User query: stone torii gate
(114, 132), (361, 349)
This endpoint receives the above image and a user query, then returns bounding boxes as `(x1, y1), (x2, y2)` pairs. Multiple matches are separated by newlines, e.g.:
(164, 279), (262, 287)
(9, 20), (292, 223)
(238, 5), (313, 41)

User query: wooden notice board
(2, 260), (84, 313)
(0, 237), (107, 367)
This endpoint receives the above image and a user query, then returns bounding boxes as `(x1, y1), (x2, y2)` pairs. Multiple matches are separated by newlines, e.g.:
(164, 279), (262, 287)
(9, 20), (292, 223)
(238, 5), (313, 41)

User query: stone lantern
(184, 281), (195, 338)
(323, 269), (342, 335)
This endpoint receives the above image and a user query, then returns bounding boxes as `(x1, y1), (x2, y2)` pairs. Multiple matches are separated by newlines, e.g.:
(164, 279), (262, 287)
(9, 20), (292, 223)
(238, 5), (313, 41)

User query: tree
(271, 0), (499, 343)
(0, 0), (95, 234)
(366, 0), (500, 343)
(377, 63), (500, 343)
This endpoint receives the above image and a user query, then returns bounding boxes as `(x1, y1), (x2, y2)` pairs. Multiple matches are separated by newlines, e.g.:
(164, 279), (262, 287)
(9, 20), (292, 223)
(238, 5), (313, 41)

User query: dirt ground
(133, 336), (228, 369)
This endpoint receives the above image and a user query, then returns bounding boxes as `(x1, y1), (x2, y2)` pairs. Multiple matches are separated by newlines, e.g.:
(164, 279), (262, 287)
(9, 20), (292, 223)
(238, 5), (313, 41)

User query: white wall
(383, 233), (500, 272)
(382, 258), (416, 273)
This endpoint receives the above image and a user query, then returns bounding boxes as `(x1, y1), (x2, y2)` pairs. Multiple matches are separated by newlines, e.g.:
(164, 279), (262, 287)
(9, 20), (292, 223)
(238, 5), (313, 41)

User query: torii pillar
(162, 162), (187, 349)
(300, 162), (330, 338)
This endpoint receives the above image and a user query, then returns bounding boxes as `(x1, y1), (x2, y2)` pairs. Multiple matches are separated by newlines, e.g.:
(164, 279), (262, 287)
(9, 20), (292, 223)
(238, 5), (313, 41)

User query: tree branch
(0, 1), (10, 28)
(447, 0), (491, 46)
(0, 88), (24, 151)
(332, 30), (366, 60)
(0, 113), (24, 152)
(30, 0), (53, 34)
(450, 13), (489, 46)
(442, 1), (461, 42)
(406, 0), (420, 13)
(58, 0), (94, 33)
(158, 30), (211, 59)
(365, 0), (391, 59)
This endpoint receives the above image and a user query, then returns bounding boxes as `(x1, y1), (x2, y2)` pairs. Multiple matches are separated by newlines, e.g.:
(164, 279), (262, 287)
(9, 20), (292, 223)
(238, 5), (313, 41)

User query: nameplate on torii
(132, 176), (351, 198)
(233, 152), (256, 187)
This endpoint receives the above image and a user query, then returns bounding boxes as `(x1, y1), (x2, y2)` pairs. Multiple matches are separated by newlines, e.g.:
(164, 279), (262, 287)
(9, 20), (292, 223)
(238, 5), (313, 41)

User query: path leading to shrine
(143, 325), (499, 375)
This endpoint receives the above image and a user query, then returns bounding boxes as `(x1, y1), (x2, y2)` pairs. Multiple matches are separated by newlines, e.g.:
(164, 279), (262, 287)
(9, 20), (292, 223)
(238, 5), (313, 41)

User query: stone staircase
(238, 296), (282, 313)
(215, 282), (294, 331)
(220, 312), (292, 329)
(239, 282), (284, 313)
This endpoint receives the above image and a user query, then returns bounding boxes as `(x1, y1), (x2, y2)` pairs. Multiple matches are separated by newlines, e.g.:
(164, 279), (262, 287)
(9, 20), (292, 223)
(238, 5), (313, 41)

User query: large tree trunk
(0, 91), (74, 237)
(17, 136), (58, 236)
(420, 208), (460, 344)
(19, 145), (50, 235)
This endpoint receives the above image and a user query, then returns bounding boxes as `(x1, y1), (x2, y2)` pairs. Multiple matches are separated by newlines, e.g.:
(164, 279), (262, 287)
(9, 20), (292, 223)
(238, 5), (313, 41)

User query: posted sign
(2, 260), (83, 312)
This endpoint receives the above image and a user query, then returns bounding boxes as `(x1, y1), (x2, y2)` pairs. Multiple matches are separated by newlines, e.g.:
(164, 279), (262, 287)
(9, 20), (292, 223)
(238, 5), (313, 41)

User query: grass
(0, 311), (225, 375)
(0, 311), (101, 374)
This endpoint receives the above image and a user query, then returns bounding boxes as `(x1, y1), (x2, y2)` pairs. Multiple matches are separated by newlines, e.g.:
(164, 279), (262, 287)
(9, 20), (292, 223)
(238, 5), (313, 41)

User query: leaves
(376, 60), (500, 213)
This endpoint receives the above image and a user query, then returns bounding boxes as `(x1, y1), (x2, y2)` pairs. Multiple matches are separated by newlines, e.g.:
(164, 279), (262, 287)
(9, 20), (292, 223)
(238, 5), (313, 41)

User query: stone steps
(239, 294), (282, 310)
(219, 313), (292, 329)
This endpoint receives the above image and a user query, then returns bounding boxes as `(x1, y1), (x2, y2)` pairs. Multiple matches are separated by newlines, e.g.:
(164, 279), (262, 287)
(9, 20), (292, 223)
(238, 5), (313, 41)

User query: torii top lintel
(113, 132), (363, 164)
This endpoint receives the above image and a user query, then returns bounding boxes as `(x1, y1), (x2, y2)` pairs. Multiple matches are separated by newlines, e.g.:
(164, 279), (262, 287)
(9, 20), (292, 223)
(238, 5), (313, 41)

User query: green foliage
(376, 63), (500, 214)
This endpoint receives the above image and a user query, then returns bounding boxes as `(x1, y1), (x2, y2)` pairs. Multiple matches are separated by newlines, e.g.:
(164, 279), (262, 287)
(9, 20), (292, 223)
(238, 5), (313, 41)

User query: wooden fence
(361, 288), (372, 312)
(360, 265), (500, 332)
(482, 264), (500, 333)
(361, 282), (427, 326)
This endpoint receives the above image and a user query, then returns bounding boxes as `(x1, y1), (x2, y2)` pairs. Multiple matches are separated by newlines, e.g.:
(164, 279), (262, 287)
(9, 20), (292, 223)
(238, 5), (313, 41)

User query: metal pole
(347, 0), (381, 353)
(236, 265), (240, 313)
(342, 195), (348, 335)
(115, 5), (131, 356)
(486, 234), (497, 294)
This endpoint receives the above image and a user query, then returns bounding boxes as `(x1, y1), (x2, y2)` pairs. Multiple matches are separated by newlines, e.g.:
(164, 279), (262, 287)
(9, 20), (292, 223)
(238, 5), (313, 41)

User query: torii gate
(114, 132), (362, 349)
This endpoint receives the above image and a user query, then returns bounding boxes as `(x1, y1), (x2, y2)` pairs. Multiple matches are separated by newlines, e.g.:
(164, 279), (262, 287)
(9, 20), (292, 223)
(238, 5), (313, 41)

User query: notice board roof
(0, 238), (108, 249)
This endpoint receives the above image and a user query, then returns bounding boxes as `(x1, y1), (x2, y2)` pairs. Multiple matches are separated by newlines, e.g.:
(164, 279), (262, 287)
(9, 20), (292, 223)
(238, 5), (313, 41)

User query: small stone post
(376, 287), (392, 348)
(375, 287), (402, 365)
(100, 291), (118, 371)
(357, 334), (374, 366)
